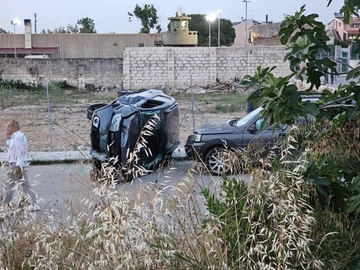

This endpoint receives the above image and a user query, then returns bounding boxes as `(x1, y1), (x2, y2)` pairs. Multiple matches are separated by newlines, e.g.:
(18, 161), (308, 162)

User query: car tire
(91, 159), (104, 182)
(204, 146), (241, 176)
(91, 159), (124, 183)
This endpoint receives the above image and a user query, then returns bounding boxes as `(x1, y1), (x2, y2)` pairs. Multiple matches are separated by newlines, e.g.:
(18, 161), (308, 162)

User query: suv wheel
(205, 147), (240, 175)
(91, 159), (123, 183)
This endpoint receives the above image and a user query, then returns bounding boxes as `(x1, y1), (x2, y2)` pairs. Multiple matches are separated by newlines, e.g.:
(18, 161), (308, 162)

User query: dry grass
(0, 125), (332, 269)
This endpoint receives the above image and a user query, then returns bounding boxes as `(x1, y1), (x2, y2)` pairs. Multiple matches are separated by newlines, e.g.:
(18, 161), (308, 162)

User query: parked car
(87, 89), (180, 181)
(185, 95), (322, 175)
(185, 107), (286, 175)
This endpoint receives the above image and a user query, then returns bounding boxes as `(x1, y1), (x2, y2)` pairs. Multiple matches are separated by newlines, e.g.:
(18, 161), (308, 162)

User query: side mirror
(247, 123), (256, 133)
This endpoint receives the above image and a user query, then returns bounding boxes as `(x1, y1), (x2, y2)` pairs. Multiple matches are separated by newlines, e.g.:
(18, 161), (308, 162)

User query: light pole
(10, 18), (20, 58)
(243, 0), (250, 46)
(206, 13), (216, 47)
(217, 10), (221, 47)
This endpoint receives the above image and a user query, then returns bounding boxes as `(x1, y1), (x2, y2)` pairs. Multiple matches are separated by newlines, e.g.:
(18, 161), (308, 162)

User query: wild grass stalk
(0, 105), (359, 269)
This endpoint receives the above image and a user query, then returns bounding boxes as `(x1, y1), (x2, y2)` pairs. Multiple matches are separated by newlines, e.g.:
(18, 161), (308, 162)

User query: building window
(138, 43), (144, 47)
(173, 21), (179, 31)
(181, 20), (187, 29)
(353, 23), (359, 28)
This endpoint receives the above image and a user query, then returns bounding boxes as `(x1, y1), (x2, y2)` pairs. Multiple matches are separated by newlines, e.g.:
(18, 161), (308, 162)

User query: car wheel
(91, 159), (123, 183)
(90, 159), (104, 182)
(205, 147), (240, 175)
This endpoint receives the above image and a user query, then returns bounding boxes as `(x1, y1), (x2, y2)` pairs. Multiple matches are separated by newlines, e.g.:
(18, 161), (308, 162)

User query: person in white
(2, 120), (40, 211)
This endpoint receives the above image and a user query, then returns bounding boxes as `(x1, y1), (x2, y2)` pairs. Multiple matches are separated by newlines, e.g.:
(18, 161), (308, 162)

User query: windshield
(235, 107), (262, 128)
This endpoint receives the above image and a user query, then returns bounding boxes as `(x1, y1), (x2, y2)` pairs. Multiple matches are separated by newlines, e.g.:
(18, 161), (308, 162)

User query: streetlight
(217, 10), (221, 47)
(10, 18), (20, 58)
(206, 13), (216, 47)
(243, 0), (250, 46)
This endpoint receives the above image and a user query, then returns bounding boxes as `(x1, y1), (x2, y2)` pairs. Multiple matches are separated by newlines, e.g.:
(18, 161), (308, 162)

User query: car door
(242, 117), (287, 159)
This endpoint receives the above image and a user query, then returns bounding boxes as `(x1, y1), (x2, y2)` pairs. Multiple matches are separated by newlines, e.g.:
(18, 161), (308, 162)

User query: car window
(255, 118), (264, 131)
(254, 117), (287, 131)
(235, 107), (262, 128)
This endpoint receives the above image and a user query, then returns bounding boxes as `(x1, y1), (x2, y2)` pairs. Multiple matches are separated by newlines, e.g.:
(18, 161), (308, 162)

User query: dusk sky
(1, 0), (344, 34)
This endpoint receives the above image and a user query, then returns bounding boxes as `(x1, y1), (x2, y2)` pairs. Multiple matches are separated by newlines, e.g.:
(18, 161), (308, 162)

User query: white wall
(123, 46), (290, 89)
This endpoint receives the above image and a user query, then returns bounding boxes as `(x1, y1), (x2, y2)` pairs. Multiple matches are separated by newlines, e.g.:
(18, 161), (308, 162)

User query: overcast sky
(1, 0), (344, 34)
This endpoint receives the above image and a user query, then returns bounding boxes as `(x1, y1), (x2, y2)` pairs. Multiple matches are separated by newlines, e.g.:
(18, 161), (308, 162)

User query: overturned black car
(87, 89), (180, 181)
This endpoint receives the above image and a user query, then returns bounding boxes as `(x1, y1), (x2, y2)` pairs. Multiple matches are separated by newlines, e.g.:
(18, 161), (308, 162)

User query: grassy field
(1, 84), (249, 114)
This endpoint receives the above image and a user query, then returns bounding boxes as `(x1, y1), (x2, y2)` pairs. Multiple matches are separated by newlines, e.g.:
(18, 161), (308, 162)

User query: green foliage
(280, 5), (332, 88)
(242, 66), (319, 129)
(194, 91), (248, 113)
(202, 176), (249, 266)
(338, 0), (360, 24)
(128, 4), (160, 33)
(42, 24), (79, 34)
(0, 85), (16, 108)
(0, 73), (31, 90)
(242, 3), (360, 217)
(0, 27), (10, 34)
(48, 80), (75, 90)
(77, 17), (96, 33)
(311, 205), (360, 269)
(187, 14), (235, 46)
(235, 1), (360, 267)
(202, 140), (321, 269)
(211, 103), (241, 113)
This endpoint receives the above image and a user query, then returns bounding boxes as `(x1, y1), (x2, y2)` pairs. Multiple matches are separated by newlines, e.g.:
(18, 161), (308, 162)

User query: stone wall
(0, 46), (290, 90)
(0, 58), (123, 89)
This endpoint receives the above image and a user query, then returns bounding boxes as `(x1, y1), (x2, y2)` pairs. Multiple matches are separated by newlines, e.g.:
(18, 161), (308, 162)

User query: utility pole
(217, 10), (221, 47)
(34, 13), (37, 34)
(10, 19), (19, 58)
(243, 0), (250, 46)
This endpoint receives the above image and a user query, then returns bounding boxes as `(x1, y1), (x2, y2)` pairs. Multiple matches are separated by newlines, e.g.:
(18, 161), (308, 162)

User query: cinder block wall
(0, 46), (290, 90)
(123, 46), (290, 89)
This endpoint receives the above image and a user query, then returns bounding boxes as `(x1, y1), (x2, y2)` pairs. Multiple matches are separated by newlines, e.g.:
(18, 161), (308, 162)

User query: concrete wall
(252, 22), (282, 38)
(0, 46), (290, 90)
(0, 33), (162, 58)
(233, 20), (255, 47)
(253, 36), (283, 46)
(0, 58), (123, 89)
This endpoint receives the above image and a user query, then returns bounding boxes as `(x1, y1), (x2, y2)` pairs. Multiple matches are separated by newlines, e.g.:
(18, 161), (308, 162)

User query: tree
(0, 28), (9, 34)
(128, 4), (160, 34)
(240, 1), (360, 267)
(187, 14), (235, 46)
(77, 17), (96, 33)
(244, 4), (360, 214)
(41, 24), (79, 34)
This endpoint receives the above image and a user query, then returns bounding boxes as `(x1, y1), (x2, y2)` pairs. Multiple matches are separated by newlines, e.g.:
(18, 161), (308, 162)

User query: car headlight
(110, 114), (122, 131)
(189, 134), (202, 142)
(92, 115), (100, 128)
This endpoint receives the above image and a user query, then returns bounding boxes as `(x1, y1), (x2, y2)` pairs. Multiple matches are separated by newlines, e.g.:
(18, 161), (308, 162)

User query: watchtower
(161, 10), (198, 46)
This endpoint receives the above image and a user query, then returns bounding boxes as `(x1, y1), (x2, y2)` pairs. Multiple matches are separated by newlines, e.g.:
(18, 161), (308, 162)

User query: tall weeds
(202, 131), (324, 269)
(0, 120), (359, 269)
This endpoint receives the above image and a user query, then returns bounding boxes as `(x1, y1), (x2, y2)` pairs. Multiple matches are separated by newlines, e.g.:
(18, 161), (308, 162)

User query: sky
(0, 0), (345, 34)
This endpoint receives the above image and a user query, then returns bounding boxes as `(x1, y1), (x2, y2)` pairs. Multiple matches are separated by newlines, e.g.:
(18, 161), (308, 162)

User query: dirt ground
(0, 90), (246, 153)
